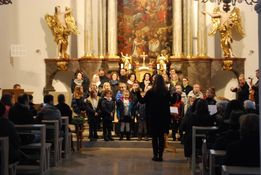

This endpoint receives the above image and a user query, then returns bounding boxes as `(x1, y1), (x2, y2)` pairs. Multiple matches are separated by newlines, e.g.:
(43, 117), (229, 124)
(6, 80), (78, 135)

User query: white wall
(0, 0), (73, 103)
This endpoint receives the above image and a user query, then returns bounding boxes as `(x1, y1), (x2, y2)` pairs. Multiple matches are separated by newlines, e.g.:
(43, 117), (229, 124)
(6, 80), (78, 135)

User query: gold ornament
(45, 6), (79, 59)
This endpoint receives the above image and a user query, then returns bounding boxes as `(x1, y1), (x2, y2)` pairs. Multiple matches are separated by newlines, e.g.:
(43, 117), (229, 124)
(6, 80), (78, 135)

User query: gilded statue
(121, 52), (132, 70)
(157, 54), (168, 72)
(45, 6), (79, 59)
(203, 7), (245, 58)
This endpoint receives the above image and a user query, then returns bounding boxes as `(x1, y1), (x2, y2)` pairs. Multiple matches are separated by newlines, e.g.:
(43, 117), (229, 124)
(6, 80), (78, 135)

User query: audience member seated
(213, 110), (243, 150)
(9, 94), (34, 124)
(28, 94), (37, 116)
(224, 113), (260, 166)
(223, 100), (244, 120)
(36, 94), (62, 129)
(181, 99), (214, 157)
(0, 93), (14, 119)
(243, 100), (256, 114)
(0, 102), (20, 163)
(55, 94), (72, 123)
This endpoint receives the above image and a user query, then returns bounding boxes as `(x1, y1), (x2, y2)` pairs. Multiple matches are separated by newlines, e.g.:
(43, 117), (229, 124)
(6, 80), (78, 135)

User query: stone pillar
(98, 0), (106, 58)
(172, 0), (183, 57)
(184, 0), (193, 58)
(107, 0), (118, 58)
(84, 0), (93, 58)
(254, 2), (261, 171)
(197, 1), (208, 57)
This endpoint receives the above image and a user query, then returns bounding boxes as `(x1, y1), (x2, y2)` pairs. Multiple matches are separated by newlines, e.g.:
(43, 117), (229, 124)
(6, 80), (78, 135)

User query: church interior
(0, 0), (260, 175)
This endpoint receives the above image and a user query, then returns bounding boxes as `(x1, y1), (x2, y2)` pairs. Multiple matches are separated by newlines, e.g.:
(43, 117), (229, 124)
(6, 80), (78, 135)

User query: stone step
(82, 139), (184, 149)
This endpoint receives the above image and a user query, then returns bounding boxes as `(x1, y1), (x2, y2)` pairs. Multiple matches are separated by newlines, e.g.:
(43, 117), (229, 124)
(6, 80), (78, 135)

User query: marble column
(84, 0), (93, 58)
(172, 0), (183, 57)
(184, 0), (193, 58)
(254, 1), (261, 170)
(107, 0), (118, 58)
(197, 1), (208, 57)
(98, 0), (106, 58)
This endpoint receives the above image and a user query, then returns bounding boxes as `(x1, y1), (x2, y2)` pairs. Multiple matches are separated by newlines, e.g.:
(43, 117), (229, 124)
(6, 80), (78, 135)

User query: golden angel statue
(45, 6), (79, 59)
(121, 52), (132, 70)
(203, 7), (245, 58)
(157, 54), (168, 71)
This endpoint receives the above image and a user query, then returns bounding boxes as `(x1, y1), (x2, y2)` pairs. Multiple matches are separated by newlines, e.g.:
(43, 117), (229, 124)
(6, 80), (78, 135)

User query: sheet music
(208, 105), (217, 115)
(170, 106), (178, 114)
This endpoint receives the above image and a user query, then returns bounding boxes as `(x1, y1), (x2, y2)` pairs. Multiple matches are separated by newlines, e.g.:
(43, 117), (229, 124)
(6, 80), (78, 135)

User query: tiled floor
(47, 147), (191, 175)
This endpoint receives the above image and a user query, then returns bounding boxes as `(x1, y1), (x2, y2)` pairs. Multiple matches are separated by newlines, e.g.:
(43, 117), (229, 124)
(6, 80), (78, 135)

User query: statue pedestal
(169, 57), (245, 91)
(44, 57), (120, 94)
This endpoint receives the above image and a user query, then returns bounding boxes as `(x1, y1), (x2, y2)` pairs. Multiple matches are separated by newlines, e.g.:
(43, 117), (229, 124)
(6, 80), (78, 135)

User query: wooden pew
(221, 165), (260, 175)
(209, 149), (226, 175)
(42, 120), (63, 166)
(0, 137), (9, 175)
(61, 116), (72, 159)
(191, 126), (218, 175)
(15, 124), (46, 175)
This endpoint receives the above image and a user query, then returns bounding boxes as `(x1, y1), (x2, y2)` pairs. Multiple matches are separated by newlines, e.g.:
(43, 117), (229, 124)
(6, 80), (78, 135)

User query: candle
(157, 64), (160, 70)
(128, 64), (132, 70)
(121, 63), (123, 69)
(164, 64), (166, 70)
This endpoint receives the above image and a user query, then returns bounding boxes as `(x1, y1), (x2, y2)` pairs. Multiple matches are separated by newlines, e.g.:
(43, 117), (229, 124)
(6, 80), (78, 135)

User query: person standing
(230, 74), (249, 105)
(136, 74), (172, 161)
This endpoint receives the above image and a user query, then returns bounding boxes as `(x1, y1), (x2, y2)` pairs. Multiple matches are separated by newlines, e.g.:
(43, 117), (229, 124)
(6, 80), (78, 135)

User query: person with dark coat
(0, 102), (20, 163)
(224, 113), (260, 166)
(180, 98), (214, 157)
(136, 74), (172, 161)
(71, 70), (90, 97)
(100, 89), (115, 141)
(9, 94), (34, 124)
(55, 94), (73, 123)
(213, 110), (243, 150)
(28, 94), (37, 117)
(230, 74), (249, 105)
(182, 77), (193, 95)
(0, 93), (14, 118)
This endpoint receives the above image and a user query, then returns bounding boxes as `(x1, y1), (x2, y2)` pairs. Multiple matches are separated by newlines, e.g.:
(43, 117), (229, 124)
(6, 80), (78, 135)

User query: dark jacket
(135, 102), (146, 121)
(9, 103), (34, 124)
(182, 85), (193, 95)
(213, 129), (240, 150)
(55, 102), (73, 123)
(0, 118), (20, 163)
(224, 136), (260, 166)
(180, 109), (213, 157)
(137, 89), (171, 136)
(100, 98), (115, 121)
(71, 97), (86, 116)
(232, 82), (249, 105)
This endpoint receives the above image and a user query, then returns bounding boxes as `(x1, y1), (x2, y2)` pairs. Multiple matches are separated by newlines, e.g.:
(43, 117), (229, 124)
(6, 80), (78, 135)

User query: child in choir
(86, 85), (100, 141)
(100, 89), (115, 141)
(136, 91), (148, 141)
(117, 90), (133, 140)
(115, 82), (127, 101)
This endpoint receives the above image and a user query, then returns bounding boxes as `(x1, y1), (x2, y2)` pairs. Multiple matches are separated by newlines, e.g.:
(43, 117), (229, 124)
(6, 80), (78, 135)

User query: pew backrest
(221, 165), (260, 175)
(0, 137), (9, 175)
